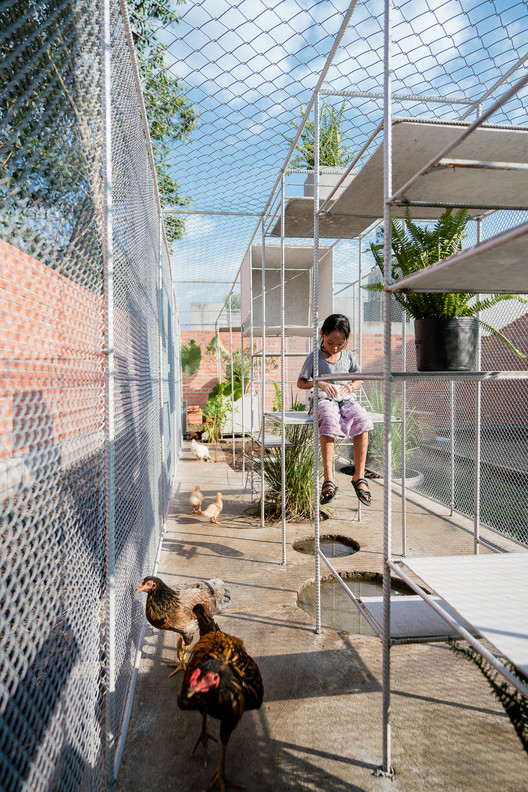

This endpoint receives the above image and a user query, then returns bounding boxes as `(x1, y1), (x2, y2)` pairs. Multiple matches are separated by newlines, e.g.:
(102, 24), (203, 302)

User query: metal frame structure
(214, 0), (528, 777)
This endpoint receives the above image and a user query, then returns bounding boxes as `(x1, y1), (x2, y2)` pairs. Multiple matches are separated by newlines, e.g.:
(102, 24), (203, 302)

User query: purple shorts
(309, 399), (374, 439)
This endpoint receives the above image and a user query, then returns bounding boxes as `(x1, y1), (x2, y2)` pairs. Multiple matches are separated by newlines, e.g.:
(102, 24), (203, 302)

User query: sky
(153, 0), (528, 329)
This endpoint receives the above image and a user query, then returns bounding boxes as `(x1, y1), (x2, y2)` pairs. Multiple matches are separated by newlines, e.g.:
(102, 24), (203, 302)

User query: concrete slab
(117, 443), (528, 792)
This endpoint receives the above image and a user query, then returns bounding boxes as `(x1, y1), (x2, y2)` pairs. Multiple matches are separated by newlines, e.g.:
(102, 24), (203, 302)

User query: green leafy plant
(365, 385), (422, 477)
(271, 383), (307, 413)
(201, 382), (231, 445)
(448, 638), (528, 754)
(129, 0), (199, 244)
(286, 101), (354, 169)
(181, 339), (202, 376)
(366, 208), (528, 358)
(261, 424), (330, 521)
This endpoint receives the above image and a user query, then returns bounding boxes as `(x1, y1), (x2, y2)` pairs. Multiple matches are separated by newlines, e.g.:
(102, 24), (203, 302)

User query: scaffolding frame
(211, 0), (528, 777)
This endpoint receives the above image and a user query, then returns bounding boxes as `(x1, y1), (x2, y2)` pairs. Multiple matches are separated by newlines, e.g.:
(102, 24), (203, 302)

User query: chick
(199, 492), (223, 523)
(189, 485), (204, 513)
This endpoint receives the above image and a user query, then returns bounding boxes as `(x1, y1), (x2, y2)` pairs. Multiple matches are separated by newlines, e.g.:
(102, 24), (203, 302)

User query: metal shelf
(271, 119), (528, 240)
(387, 220), (528, 294)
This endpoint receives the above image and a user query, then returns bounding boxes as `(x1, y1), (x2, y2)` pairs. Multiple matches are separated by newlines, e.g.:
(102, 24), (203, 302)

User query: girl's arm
(297, 375), (338, 398)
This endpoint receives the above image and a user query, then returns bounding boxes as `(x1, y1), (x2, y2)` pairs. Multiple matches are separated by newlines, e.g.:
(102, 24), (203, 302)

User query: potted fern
(286, 101), (355, 200)
(367, 208), (527, 370)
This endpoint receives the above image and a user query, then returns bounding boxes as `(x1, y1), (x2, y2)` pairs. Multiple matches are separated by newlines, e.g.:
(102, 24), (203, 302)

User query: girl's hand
(320, 382), (339, 398)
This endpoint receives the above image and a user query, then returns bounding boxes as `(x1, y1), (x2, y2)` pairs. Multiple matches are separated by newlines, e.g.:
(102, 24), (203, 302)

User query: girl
(297, 313), (373, 506)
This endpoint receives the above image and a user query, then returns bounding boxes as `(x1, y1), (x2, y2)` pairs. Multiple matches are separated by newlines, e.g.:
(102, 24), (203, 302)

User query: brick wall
(180, 331), (311, 415)
(1, 239), (105, 463)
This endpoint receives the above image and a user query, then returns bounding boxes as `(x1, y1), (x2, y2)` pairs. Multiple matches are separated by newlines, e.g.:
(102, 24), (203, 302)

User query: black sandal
(320, 480), (338, 505)
(352, 478), (371, 506)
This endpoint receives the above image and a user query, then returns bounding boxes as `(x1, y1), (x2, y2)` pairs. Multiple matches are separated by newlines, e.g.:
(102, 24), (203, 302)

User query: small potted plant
(366, 208), (528, 370)
(286, 101), (355, 200)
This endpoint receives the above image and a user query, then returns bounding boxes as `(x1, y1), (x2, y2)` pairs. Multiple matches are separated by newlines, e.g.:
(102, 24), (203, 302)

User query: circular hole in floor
(297, 571), (414, 636)
(293, 535), (360, 558)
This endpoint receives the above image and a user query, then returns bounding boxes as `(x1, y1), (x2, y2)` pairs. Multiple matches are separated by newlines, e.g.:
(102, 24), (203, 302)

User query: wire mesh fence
(1, 1), (179, 789)
(3, 0), (528, 788)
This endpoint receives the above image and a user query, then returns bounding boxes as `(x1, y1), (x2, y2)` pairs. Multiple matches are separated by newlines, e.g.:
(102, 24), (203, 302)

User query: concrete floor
(117, 443), (527, 792)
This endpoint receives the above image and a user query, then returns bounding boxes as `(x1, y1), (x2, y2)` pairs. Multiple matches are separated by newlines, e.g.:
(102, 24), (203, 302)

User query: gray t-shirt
(299, 349), (359, 399)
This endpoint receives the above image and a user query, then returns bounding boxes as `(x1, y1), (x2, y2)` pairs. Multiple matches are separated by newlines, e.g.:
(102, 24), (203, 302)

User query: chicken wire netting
(0, 1), (178, 789)
(2, 0), (528, 788)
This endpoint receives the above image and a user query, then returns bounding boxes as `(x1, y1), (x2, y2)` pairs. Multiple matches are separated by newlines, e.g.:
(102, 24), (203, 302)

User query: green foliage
(0, 0), (102, 277)
(128, 0), (198, 244)
(201, 382), (231, 444)
(206, 334), (253, 393)
(365, 385), (422, 477)
(181, 339), (201, 376)
(261, 425), (330, 520)
(286, 101), (354, 170)
(448, 639), (528, 754)
(271, 384), (307, 413)
(367, 209), (527, 358)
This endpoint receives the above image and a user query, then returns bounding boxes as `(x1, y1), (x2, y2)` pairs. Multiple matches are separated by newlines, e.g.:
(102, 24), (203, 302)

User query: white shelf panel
(244, 325), (315, 338)
(402, 553), (528, 675)
(332, 119), (528, 219)
(270, 197), (369, 239)
(359, 595), (478, 641)
(271, 121), (528, 241)
(388, 221), (528, 294)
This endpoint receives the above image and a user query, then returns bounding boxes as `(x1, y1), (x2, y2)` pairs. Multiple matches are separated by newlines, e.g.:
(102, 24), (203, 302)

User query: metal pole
(102, 0), (116, 785)
(474, 217), (482, 553)
(241, 325), (246, 484)
(358, 241), (363, 368)
(280, 172), (287, 565)
(249, 250), (256, 497)
(401, 313), (407, 556)
(229, 299), (235, 460)
(260, 226), (266, 528)
(158, 215), (166, 523)
(357, 241), (363, 523)
(380, 0), (394, 778)
(450, 382), (455, 515)
(313, 90), (322, 634)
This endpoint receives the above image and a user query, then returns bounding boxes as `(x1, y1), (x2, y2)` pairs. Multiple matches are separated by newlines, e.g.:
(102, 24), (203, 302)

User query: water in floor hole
(293, 536), (358, 557)
(298, 576), (411, 635)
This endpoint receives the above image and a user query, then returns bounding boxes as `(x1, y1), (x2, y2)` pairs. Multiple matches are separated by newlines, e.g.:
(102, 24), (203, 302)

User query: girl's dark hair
(320, 313), (350, 340)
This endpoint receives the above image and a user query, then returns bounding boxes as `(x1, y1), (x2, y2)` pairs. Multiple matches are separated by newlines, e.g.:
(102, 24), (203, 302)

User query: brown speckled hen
(178, 604), (263, 791)
(135, 577), (230, 675)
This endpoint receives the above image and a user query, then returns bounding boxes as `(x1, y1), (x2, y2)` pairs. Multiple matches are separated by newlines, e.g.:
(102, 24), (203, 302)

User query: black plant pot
(414, 317), (478, 371)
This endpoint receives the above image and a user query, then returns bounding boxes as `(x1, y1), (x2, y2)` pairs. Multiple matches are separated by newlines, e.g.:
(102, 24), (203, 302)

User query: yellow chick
(200, 492), (223, 523)
(189, 485), (204, 513)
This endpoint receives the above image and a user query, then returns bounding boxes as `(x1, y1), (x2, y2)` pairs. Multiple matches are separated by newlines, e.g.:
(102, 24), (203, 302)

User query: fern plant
(366, 208), (527, 358)
(448, 639), (528, 754)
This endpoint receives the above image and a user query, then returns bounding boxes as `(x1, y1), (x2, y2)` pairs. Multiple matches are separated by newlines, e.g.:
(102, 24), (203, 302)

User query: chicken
(178, 604), (264, 791)
(189, 485), (204, 513)
(191, 438), (211, 462)
(199, 492), (223, 524)
(135, 576), (230, 675)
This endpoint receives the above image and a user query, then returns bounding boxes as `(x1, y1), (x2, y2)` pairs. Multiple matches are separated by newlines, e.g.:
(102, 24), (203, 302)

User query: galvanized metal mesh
(1, 1), (178, 789)
(3, 0), (528, 788)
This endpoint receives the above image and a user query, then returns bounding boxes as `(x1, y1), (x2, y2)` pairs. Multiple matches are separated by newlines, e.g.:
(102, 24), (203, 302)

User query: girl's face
(321, 329), (347, 355)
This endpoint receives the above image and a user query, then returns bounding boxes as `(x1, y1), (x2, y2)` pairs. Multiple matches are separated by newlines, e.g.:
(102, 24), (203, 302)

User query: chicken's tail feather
(193, 604), (220, 637)
(205, 578), (231, 612)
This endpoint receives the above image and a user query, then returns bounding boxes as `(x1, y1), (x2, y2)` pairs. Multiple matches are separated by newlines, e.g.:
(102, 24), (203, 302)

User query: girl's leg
(315, 400), (342, 501)
(352, 432), (368, 483)
(320, 435), (335, 484)
(339, 403), (373, 504)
